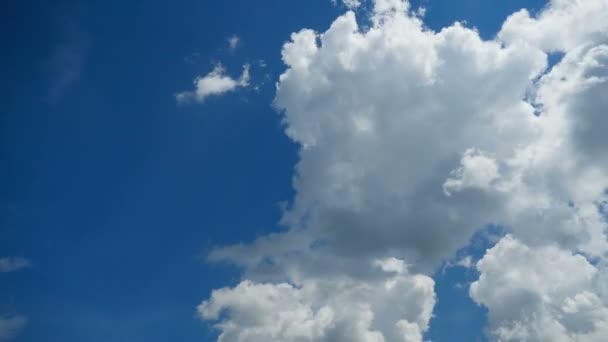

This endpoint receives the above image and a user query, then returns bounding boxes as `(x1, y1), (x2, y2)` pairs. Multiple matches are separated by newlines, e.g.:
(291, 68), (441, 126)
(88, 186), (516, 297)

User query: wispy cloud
(0, 257), (30, 273)
(46, 10), (89, 104)
(227, 34), (240, 52)
(0, 316), (26, 342)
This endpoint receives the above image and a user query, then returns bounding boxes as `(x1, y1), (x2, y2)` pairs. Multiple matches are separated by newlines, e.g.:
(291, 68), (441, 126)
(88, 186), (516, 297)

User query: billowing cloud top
(201, 0), (608, 341)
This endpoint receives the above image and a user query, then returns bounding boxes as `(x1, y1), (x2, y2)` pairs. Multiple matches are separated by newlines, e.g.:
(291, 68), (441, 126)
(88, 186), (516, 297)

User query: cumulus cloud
(176, 64), (250, 103)
(201, 258), (435, 342)
(463, 1), (608, 338)
(471, 236), (608, 341)
(271, 3), (545, 271)
(200, 0), (608, 340)
(499, 0), (608, 52)
(0, 316), (26, 342)
(0, 258), (30, 273)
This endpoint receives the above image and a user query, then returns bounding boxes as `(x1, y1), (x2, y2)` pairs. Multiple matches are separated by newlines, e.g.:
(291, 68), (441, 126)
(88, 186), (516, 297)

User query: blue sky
(4, 1), (608, 341)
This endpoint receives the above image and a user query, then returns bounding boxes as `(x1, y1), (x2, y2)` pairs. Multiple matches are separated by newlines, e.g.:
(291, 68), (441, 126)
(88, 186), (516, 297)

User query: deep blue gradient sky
(2, 1), (547, 341)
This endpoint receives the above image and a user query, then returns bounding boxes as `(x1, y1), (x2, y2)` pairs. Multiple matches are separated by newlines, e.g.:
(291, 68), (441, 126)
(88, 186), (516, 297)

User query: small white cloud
(343, 0), (362, 9)
(0, 316), (26, 341)
(0, 258), (30, 273)
(456, 256), (474, 268)
(227, 34), (240, 51)
(176, 64), (250, 103)
(415, 6), (426, 17)
(332, 0), (361, 9)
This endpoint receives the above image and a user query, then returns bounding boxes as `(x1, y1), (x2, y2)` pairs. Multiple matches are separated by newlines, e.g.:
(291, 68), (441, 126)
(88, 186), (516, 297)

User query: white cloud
(271, 7), (546, 270)
(0, 258), (30, 273)
(200, 258), (435, 342)
(499, 0), (608, 52)
(201, 0), (608, 340)
(465, 1), (608, 339)
(471, 236), (608, 341)
(373, 0), (408, 14)
(228, 35), (240, 51)
(176, 64), (250, 103)
(443, 149), (501, 196)
(0, 316), (26, 342)
(343, 0), (362, 9)
(455, 256), (474, 269)
(332, 0), (362, 9)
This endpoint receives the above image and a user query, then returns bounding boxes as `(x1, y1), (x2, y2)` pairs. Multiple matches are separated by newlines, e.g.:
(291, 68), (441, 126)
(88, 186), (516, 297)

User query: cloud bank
(201, 0), (608, 340)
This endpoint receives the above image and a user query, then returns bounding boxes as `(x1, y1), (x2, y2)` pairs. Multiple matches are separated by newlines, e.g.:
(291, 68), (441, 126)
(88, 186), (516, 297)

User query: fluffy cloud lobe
(201, 259), (434, 342)
(201, 0), (608, 341)
(471, 236), (608, 341)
